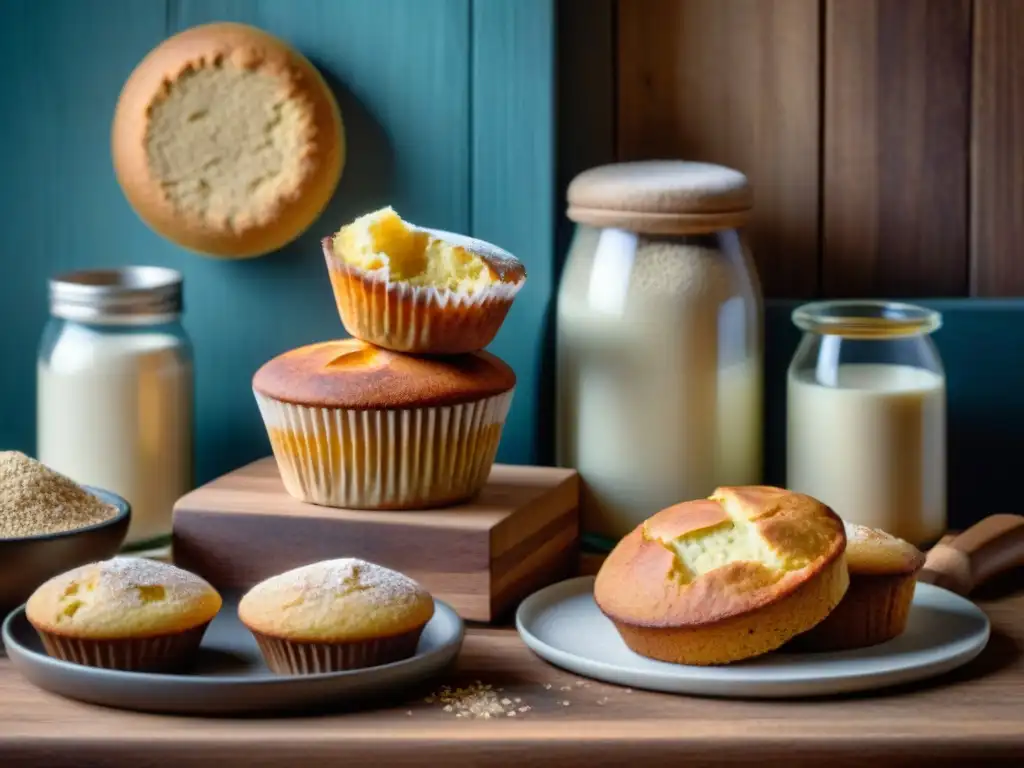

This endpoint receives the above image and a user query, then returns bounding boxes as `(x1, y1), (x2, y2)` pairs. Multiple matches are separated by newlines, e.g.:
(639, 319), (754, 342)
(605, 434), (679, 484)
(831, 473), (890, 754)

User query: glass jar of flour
(786, 300), (946, 547)
(37, 267), (193, 550)
(557, 161), (764, 548)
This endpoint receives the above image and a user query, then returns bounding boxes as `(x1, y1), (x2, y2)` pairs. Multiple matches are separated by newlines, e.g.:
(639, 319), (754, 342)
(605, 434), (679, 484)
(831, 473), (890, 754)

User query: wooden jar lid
(566, 160), (752, 235)
(112, 22), (345, 259)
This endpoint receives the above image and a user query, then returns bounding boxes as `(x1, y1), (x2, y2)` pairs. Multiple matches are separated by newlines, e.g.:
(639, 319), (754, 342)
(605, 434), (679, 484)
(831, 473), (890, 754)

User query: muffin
(322, 207), (526, 354)
(790, 521), (925, 652)
(238, 558), (435, 674)
(252, 338), (515, 509)
(25, 557), (222, 671)
(112, 22), (345, 259)
(594, 486), (848, 666)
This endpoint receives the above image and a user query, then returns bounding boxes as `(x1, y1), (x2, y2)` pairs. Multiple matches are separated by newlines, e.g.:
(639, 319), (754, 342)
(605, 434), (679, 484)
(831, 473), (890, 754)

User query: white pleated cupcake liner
(34, 622), (210, 671)
(322, 239), (524, 353)
(255, 389), (514, 509)
(251, 627), (424, 675)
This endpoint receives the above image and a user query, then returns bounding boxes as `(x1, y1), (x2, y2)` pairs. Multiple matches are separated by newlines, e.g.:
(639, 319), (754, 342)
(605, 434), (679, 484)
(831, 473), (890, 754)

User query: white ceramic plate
(516, 576), (990, 699)
(2, 595), (463, 715)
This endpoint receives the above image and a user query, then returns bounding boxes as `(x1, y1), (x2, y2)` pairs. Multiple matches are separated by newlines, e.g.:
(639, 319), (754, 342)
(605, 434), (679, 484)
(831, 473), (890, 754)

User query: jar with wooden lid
(556, 161), (764, 548)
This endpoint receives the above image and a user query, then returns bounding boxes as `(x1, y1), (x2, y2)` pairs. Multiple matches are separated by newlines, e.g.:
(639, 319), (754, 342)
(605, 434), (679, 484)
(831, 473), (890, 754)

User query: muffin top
(594, 486), (846, 627)
(25, 558), (222, 639)
(843, 521), (926, 576)
(238, 558), (435, 642)
(326, 206), (526, 293)
(252, 338), (516, 409)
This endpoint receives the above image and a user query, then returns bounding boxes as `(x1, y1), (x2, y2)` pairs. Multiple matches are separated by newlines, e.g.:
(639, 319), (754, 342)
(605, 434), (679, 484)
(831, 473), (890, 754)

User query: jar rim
(792, 300), (942, 338)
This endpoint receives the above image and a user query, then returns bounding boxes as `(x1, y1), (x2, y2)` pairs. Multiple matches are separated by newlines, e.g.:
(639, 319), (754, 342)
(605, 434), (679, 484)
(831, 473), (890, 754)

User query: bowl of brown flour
(0, 451), (130, 622)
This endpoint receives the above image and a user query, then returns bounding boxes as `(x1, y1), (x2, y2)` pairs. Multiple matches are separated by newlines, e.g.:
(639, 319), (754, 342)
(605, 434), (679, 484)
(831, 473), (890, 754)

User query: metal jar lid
(48, 266), (183, 324)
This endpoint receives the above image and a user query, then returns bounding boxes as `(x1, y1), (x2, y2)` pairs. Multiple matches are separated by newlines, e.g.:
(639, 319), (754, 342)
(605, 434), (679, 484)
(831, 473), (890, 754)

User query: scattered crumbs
(405, 711), (413, 716)
(543, 683), (553, 690)
(625, 688), (633, 694)
(560, 686), (572, 691)
(424, 682), (531, 720)
(513, 697), (522, 703)
(561, 701), (571, 707)
(597, 697), (609, 706)
(574, 680), (587, 687)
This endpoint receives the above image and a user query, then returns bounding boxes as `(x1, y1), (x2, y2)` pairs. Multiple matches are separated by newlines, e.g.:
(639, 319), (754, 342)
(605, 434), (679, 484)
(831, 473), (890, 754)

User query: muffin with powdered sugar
(238, 558), (435, 674)
(25, 557), (222, 671)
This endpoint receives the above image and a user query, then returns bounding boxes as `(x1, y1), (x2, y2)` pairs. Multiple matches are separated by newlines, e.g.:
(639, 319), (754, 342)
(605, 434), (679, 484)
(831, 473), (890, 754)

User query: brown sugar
(0, 451), (116, 538)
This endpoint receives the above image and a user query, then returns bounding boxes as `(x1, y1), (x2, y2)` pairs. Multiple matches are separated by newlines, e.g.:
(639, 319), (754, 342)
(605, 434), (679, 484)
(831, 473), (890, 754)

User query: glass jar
(786, 300), (946, 547)
(557, 161), (764, 548)
(37, 267), (194, 551)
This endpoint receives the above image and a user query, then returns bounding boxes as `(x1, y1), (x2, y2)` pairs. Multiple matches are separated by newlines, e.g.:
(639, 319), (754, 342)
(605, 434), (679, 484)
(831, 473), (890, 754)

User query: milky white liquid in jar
(556, 225), (763, 542)
(36, 267), (193, 549)
(787, 363), (946, 546)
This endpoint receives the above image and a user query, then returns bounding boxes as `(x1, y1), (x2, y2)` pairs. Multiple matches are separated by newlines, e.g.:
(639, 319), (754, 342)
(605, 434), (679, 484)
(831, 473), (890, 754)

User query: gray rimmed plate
(3, 595), (463, 715)
(516, 576), (990, 699)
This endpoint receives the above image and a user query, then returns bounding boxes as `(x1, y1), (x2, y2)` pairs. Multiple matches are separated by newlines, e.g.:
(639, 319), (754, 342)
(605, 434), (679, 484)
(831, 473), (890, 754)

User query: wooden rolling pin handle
(919, 514), (1024, 596)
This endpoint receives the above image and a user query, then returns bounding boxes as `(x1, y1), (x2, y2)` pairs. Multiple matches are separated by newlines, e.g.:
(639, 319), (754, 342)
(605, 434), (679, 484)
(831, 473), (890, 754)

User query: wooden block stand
(172, 458), (579, 623)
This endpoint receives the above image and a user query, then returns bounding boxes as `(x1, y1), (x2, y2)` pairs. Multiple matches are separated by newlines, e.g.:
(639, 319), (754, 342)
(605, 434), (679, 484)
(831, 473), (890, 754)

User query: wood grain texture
(171, 458), (579, 621)
(2, 581), (1023, 765)
(970, 0), (1024, 296)
(823, 0), (971, 298)
(617, 0), (821, 298)
(472, 0), (556, 463)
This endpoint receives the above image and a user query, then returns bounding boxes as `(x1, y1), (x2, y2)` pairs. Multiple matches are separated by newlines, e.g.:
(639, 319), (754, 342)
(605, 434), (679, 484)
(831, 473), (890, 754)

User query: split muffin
(594, 486), (848, 666)
(239, 558), (435, 674)
(322, 207), (526, 354)
(25, 557), (222, 671)
(252, 338), (515, 509)
(790, 521), (925, 652)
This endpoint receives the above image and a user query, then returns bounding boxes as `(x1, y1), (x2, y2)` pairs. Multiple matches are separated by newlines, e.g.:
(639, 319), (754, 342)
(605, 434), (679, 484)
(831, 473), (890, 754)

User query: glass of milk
(37, 267), (194, 551)
(786, 300), (946, 547)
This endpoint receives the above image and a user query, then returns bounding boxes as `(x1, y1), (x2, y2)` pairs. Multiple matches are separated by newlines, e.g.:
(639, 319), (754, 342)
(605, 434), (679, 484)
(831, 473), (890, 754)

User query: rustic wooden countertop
(2, 572), (1023, 767)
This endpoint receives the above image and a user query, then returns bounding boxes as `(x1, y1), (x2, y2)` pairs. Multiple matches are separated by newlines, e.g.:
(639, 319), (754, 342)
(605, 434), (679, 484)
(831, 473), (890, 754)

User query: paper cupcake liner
(788, 574), (917, 652)
(255, 389), (514, 509)
(251, 627), (424, 675)
(34, 622), (210, 671)
(323, 239), (524, 354)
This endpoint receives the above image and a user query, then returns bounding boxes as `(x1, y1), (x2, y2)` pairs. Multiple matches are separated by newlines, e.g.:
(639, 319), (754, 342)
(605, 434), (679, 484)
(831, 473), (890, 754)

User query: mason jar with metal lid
(37, 267), (194, 550)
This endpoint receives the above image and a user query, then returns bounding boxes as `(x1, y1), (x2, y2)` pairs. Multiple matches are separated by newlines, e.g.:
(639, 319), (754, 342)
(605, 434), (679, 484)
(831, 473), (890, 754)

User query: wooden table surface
(2, 573), (1023, 767)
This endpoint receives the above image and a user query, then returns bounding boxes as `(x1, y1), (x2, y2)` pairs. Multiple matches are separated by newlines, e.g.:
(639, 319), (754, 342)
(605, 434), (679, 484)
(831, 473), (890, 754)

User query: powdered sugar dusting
(277, 558), (424, 605)
(79, 557), (212, 608)
(418, 226), (524, 281)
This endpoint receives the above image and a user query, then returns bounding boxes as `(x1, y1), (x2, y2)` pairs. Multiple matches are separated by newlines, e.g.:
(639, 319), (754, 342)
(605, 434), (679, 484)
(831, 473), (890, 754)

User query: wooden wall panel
(472, 0), (556, 464)
(823, 0), (971, 298)
(970, 0), (1024, 296)
(617, 0), (821, 298)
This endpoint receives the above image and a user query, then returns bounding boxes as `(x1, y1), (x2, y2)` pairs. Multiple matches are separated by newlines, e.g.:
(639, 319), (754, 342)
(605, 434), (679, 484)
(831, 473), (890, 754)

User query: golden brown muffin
(26, 557), (222, 671)
(789, 521), (925, 652)
(594, 486), (848, 666)
(112, 22), (344, 259)
(239, 558), (435, 674)
(322, 207), (526, 354)
(252, 339), (516, 509)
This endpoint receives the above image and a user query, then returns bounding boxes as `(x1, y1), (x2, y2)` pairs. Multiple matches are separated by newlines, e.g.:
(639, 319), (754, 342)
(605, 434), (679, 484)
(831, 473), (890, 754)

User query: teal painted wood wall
(0, 0), (555, 486)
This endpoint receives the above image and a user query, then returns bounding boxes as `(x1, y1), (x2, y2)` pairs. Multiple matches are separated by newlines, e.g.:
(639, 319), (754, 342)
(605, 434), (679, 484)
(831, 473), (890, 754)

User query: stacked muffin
(253, 207), (527, 510)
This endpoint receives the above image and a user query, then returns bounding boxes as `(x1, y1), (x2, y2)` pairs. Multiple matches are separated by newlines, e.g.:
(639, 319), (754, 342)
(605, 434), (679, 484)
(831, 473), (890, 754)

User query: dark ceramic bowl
(0, 487), (130, 621)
